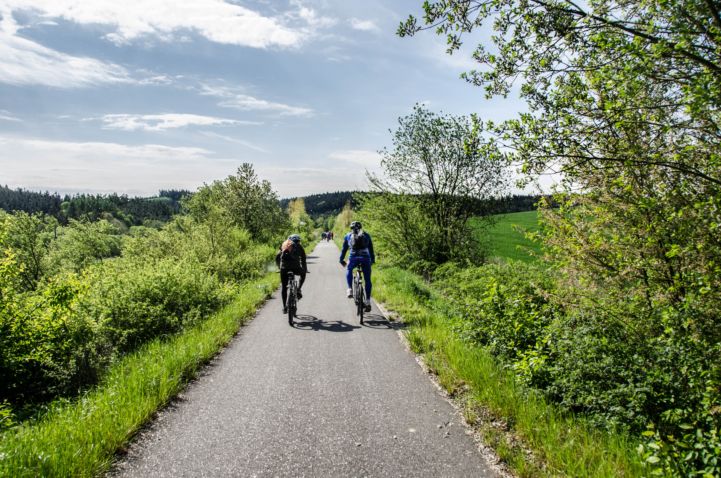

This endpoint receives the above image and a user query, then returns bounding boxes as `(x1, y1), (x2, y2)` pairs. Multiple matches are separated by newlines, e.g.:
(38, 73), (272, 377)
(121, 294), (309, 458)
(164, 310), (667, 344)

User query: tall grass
(374, 266), (644, 477)
(0, 274), (278, 478)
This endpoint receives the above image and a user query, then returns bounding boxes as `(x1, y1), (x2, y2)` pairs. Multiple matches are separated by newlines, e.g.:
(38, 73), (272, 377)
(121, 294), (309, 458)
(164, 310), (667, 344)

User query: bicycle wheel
(287, 280), (296, 326)
(355, 271), (365, 324)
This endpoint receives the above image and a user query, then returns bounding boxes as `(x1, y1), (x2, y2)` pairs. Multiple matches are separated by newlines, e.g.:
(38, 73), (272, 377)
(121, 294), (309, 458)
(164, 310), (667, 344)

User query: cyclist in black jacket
(275, 234), (307, 314)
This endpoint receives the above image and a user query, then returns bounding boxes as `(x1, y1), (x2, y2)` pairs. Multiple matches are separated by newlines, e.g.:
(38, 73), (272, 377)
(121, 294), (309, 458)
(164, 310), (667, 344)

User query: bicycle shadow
(293, 315), (360, 332)
(361, 313), (406, 330)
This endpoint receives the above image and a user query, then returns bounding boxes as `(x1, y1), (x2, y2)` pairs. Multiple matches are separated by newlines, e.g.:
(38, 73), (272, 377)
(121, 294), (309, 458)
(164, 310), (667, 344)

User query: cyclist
(339, 221), (374, 312)
(275, 234), (307, 314)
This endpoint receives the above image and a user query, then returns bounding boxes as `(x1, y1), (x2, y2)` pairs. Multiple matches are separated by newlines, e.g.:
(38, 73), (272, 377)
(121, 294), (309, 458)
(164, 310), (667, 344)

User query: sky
(0, 0), (530, 199)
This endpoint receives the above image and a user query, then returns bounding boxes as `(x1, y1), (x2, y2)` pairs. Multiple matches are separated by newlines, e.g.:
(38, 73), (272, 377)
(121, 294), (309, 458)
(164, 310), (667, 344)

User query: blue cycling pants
(346, 256), (372, 299)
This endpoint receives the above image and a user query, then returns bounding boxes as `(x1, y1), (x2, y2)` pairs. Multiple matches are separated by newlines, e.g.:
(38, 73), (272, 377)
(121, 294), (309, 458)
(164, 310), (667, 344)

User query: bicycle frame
(352, 265), (365, 323)
(287, 272), (298, 325)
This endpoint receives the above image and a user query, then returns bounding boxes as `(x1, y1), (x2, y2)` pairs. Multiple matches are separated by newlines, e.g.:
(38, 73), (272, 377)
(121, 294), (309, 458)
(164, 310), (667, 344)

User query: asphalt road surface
(111, 241), (499, 477)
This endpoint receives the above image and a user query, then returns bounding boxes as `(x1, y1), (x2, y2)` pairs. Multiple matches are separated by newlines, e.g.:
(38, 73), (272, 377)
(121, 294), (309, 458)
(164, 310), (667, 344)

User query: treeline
(0, 164), (293, 425)
(281, 191), (357, 218)
(0, 185), (190, 226)
(283, 189), (542, 219)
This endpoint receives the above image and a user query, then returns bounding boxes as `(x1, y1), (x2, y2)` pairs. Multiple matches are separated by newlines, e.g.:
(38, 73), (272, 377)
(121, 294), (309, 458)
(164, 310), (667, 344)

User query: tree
(365, 105), (508, 268)
(400, 1), (721, 473)
(220, 164), (288, 242)
(287, 198), (313, 242)
(399, 1), (720, 190)
(185, 164), (288, 244)
(0, 212), (57, 291)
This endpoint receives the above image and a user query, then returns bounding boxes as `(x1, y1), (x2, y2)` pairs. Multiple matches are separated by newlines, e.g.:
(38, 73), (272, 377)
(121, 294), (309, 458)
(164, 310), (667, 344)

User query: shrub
(0, 256), (229, 407)
(429, 258), (720, 471)
(123, 218), (273, 282)
(45, 219), (122, 275)
(433, 261), (560, 367)
(80, 257), (228, 355)
(0, 212), (56, 291)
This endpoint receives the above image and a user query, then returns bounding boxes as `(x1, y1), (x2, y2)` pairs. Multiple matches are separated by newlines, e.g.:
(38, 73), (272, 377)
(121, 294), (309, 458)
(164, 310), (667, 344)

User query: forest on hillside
(0, 186), (190, 226)
(281, 190), (543, 220)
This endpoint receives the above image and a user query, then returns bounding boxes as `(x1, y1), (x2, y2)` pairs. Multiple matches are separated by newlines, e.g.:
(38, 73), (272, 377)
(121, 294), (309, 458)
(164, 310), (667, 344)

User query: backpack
(349, 231), (368, 251)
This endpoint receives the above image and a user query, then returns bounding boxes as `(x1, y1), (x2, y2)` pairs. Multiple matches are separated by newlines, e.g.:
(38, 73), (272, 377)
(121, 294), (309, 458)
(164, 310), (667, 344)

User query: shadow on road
(361, 314), (406, 330)
(293, 315), (360, 332)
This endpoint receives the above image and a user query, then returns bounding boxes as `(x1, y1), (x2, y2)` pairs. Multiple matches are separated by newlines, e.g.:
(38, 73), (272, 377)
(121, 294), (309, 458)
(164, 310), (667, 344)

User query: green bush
(433, 261), (560, 367)
(45, 219), (122, 275)
(0, 271), (97, 404)
(640, 379), (721, 476)
(123, 218), (273, 281)
(427, 258), (720, 473)
(80, 257), (228, 354)
(0, 256), (228, 407)
(0, 212), (56, 291)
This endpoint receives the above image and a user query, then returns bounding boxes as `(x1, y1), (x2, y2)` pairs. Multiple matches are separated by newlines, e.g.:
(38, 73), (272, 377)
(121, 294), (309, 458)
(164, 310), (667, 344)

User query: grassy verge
(374, 266), (644, 478)
(0, 273), (278, 478)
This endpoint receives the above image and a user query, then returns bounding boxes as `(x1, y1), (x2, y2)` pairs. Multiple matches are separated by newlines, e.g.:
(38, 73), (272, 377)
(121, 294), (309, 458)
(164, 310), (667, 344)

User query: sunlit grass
(374, 266), (644, 477)
(473, 210), (542, 262)
(0, 274), (278, 478)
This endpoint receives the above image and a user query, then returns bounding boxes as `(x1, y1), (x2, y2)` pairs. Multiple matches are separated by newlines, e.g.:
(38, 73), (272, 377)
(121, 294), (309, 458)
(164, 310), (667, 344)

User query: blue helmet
(288, 234), (301, 243)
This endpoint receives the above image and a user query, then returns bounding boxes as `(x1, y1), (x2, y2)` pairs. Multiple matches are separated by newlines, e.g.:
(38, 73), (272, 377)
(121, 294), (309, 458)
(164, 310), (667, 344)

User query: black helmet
(288, 234), (301, 243)
(350, 221), (362, 231)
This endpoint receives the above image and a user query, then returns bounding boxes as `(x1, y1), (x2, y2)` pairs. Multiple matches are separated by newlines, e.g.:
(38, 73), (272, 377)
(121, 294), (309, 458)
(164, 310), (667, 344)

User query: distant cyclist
(339, 221), (375, 312)
(275, 234), (307, 314)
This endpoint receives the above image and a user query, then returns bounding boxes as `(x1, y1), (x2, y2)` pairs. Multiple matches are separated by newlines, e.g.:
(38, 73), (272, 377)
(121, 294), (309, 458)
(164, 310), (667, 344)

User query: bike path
(111, 241), (499, 477)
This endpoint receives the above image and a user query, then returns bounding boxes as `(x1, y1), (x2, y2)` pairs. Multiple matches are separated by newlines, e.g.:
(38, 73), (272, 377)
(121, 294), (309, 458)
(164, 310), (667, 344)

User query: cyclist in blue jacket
(339, 221), (375, 312)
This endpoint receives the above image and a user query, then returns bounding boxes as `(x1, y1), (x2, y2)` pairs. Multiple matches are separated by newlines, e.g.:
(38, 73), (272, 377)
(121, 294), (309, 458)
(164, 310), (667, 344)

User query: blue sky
(0, 0), (528, 198)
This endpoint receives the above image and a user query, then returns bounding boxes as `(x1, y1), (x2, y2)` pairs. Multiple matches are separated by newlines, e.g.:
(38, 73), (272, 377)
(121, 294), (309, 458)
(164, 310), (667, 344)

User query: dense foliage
(399, 0), (721, 473)
(363, 105), (509, 271)
(186, 164), (288, 243)
(0, 185), (189, 226)
(281, 191), (358, 219)
(0, 165), (290, 423)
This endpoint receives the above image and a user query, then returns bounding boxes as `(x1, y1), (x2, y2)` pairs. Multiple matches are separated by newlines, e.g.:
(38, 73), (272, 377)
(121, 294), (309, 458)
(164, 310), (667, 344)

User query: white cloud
(218, 95), (313, 117)
(349, 18), (379, 32)
(0, 110), (21, 122)
(3, 0), (313, 49)
(200, 131), (269, 154)
(99, 113), (259, 131)
(201, 84), (313, 117)
(328, 149), (381, 168)
(0, 135), (240, 196)
(10, 137), (212, 160)
(0, 12), (132, 88)
(290, 0), (336, 29)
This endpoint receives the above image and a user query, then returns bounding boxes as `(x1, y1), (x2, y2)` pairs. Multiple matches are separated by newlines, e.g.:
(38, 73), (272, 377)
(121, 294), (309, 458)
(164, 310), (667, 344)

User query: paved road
(111, 241), (498, 477)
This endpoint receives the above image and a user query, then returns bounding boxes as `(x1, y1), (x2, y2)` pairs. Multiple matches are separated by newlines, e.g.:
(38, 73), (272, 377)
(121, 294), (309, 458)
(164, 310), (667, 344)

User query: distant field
(472, 210), (542, 262)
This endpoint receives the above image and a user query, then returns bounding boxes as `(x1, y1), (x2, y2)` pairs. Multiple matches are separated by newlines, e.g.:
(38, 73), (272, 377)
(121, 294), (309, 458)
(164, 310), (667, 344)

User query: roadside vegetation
(0, 276), (277, 477)
(359, 1), (721, 475)
(372, 265), (643, 477)
(0, 163), (310, 475)
(341, 1), (721, 472)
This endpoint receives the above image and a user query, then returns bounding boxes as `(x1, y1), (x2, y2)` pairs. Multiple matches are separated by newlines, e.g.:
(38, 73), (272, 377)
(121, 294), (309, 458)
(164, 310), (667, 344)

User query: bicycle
(286, 272), (299, 326)
(352, 265), (365, 324)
